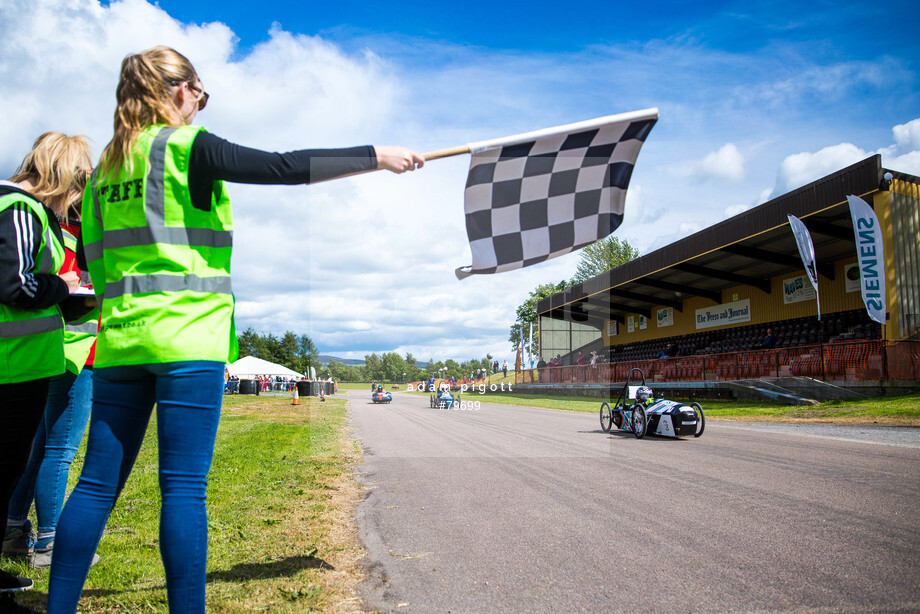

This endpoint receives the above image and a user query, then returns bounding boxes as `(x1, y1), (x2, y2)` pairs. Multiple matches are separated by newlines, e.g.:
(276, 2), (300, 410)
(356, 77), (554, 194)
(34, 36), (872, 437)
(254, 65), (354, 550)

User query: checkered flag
(452, 108), (657, 279)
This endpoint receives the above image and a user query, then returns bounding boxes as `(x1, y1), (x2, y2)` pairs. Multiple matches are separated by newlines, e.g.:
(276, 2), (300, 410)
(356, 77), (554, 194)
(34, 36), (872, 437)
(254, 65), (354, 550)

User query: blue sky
(2, 0), (919, 364)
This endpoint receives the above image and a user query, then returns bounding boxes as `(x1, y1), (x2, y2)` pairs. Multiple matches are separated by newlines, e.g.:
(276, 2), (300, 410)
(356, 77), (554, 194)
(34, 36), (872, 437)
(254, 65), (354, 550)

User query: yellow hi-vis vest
(0, 189), (65, 384)
(83, 124), (237, 367)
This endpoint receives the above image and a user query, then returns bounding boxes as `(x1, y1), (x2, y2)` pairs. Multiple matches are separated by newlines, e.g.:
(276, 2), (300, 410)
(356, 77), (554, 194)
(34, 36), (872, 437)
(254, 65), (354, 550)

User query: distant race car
(372, 386), (392, 404)
(430, 389), (460, 409)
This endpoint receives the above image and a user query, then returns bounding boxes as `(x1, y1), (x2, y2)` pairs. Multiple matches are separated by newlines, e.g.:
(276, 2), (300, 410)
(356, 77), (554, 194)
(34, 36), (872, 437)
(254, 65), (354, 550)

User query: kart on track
(371, 385), (392, 404)
(429, 386), (460, 409)
(599, 368), (704, 439)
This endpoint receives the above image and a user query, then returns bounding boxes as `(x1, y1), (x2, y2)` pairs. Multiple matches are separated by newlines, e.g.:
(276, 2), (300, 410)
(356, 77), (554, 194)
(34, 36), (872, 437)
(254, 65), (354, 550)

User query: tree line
(323, 353), (494, 383)
(237, 328), (493, 382)
(237, 328), (317, 376)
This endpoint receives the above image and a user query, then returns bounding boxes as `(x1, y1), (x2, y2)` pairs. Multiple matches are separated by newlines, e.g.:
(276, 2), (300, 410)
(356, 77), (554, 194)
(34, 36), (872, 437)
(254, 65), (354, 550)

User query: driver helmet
(635, 386), (653, 403)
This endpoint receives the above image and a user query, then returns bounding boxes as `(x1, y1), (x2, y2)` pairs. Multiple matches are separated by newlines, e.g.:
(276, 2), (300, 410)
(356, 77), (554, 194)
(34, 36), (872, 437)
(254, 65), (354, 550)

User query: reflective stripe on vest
(0, 313), (63, 337)
(65, 320), (99, 335)
(61, 227), (78, 252)
(100, 226), (233, 250)
(105, 273), (232, 299)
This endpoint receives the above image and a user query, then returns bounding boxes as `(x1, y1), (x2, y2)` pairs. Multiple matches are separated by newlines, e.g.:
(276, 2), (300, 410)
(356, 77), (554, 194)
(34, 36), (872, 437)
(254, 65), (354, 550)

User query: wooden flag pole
(422, 144), (471, 161)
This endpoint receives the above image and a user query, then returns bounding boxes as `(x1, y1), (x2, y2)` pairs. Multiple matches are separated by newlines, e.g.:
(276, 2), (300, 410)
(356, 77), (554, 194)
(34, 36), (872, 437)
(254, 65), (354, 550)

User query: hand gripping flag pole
(422, 108), (659, 279)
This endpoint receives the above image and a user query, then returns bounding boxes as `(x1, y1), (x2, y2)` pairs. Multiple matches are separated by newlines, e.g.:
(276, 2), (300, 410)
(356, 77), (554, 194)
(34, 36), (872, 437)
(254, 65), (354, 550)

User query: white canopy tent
(227, 355), (302, 379)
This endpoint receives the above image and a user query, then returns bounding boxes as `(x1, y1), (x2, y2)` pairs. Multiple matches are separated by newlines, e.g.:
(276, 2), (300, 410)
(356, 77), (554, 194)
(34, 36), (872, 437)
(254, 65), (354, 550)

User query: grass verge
(11, 395), (365, 613)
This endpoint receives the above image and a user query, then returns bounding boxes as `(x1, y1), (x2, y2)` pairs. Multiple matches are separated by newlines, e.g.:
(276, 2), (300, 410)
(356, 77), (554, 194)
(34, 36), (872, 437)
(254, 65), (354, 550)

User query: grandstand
(523, 155), (920, 401)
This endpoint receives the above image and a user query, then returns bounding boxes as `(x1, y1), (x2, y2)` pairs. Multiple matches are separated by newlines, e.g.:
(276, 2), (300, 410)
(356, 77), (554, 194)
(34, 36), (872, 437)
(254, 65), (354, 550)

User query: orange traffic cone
(292, 387), (300, 405)
(320, 388), (325, 402)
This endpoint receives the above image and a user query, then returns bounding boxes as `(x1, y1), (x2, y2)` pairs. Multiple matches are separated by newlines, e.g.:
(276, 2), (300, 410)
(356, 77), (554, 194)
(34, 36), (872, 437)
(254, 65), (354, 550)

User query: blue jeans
(7, 368), (93, 535)
(48, 361), (225, 614)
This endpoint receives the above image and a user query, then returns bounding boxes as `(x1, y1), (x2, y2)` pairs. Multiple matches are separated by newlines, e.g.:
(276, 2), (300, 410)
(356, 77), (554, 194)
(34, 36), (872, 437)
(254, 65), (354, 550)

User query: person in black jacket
(760, 328), (777, 349)
(1, 132), (90, 613)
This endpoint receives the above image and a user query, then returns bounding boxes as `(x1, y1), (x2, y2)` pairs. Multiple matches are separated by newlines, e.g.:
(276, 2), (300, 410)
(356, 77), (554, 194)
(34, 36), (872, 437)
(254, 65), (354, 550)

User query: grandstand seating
(523, 309), (920, 386)
(592, 309), (880, 365)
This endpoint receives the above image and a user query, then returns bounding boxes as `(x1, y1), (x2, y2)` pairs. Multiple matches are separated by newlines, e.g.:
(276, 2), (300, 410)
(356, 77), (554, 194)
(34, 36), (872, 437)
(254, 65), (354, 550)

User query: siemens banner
(695, 299), (751, 330)
(846, 195), (886, 325)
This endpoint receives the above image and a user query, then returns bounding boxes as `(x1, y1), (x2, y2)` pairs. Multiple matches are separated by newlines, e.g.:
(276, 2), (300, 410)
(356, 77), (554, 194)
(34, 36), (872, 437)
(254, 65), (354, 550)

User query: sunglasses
(188, 82), (209, 110)
(171, 80), (209, 110)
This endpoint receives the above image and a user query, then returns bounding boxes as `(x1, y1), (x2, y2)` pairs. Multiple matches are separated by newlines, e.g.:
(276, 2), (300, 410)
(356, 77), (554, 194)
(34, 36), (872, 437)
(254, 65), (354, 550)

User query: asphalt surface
(347, 390), (920, 613)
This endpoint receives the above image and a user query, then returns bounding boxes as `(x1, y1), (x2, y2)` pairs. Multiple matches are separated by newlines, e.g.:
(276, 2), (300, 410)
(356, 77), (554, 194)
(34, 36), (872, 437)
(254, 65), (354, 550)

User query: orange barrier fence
(517, 340), (920, 385)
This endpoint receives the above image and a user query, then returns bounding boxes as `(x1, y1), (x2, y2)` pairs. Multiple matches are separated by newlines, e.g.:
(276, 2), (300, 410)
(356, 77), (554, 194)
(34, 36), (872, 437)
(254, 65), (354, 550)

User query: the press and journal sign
(695, 299), (751, 330)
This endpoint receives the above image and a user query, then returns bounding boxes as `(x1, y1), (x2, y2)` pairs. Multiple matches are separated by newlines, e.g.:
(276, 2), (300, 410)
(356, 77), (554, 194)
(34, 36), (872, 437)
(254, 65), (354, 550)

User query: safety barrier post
(821, 343), (826, 380)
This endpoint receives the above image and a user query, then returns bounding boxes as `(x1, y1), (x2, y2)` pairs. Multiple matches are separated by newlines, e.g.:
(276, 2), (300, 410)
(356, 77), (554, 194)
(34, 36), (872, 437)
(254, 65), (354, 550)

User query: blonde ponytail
(99, 46), (199, 178)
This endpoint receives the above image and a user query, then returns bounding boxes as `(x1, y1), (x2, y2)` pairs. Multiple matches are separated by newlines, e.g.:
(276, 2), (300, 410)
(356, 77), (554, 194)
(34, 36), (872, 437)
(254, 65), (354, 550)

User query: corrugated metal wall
(540, 316), (601, 361)
(890, 181), (920, 338)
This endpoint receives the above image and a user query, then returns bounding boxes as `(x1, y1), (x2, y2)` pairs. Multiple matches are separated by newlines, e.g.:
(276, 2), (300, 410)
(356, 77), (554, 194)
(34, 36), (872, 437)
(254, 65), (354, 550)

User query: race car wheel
(691, 402), (705, 437)
(631, 404), (647, 439)
(599, 402), (613, 432)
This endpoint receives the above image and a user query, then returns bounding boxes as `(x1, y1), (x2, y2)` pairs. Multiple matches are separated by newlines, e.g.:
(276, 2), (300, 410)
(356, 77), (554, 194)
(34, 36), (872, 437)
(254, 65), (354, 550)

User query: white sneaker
(0, 570), (32, 593)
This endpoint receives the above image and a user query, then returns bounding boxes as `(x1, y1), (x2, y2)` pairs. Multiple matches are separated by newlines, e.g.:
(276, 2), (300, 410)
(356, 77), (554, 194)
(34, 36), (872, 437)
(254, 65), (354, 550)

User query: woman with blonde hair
(48, 46), (423, 613)
(5, 134), (101, 571)
(1, 132), (89, 612)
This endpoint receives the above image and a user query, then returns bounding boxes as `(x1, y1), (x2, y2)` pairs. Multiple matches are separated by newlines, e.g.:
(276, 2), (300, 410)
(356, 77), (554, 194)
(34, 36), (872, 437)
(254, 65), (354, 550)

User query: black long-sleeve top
(0, 183), (69, 310)
(187, 132), (376, 211)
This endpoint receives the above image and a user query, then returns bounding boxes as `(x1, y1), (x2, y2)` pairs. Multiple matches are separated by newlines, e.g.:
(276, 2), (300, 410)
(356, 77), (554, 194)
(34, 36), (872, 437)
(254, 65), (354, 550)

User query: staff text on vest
(98, 179), (143, 203)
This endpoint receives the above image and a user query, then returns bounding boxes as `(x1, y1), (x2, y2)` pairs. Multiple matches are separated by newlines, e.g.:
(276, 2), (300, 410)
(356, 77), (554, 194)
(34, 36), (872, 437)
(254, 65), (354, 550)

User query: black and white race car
(600, 371), (705, 439)
(641, 397), (705, 438)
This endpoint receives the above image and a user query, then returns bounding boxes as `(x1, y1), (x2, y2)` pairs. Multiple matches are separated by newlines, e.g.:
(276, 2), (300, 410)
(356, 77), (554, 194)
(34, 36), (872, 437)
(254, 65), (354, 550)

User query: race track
(347, 389), (920, 613)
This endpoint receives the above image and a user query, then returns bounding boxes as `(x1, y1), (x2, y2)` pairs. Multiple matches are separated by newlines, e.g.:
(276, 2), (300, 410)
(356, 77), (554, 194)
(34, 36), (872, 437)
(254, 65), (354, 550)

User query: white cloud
(771, 143), (868, 196)
(756, 187), (773, 206)
(878, 118), (920, 175)
(691, 143), (746, 182)
(770, 117), (920, 197)
(892, 118), (920, 151)
(724, 204), (751, 218)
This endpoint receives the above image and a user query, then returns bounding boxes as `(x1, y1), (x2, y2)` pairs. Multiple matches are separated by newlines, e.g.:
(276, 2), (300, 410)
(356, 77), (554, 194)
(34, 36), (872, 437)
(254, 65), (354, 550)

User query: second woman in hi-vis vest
(5, 168), (102, 572)
(1, 132), (88, 611)
(48, 46), (424, 614)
